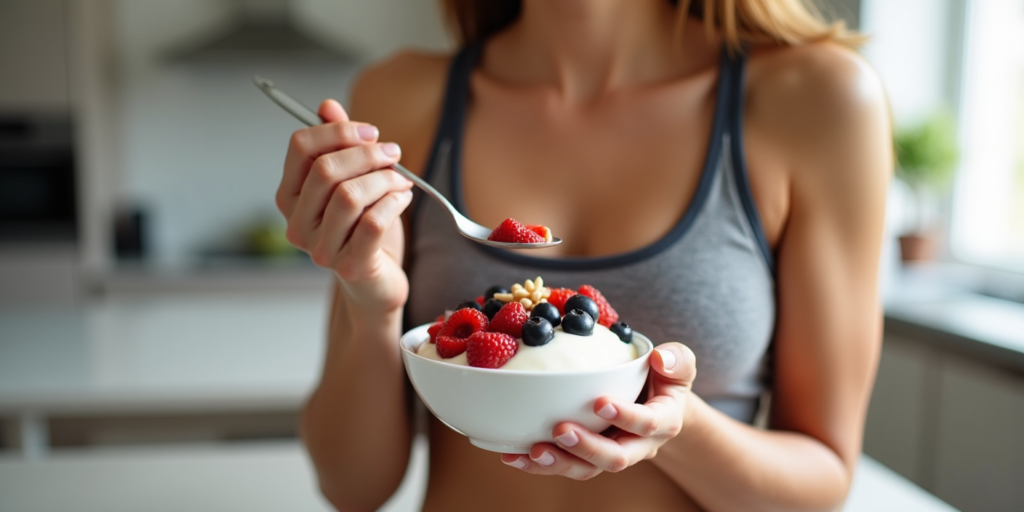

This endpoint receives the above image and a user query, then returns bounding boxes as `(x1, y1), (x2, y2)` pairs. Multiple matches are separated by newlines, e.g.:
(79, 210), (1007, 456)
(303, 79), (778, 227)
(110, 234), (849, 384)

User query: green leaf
(894, 110), (960, 190)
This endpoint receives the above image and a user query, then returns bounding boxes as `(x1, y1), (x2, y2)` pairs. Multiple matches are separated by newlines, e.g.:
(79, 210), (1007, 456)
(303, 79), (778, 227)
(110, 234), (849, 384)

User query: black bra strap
(724, 48), (748, 141)
(723, 48), (775, 270)
(421, 43), (483, 186)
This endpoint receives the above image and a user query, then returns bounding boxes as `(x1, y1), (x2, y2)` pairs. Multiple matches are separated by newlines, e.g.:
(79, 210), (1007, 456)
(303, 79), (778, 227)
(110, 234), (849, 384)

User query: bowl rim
(400, 322), (653, 376)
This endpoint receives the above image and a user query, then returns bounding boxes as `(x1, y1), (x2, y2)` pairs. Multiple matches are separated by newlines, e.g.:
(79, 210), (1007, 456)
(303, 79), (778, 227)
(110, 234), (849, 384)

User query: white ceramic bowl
(400, 323), (652, 453)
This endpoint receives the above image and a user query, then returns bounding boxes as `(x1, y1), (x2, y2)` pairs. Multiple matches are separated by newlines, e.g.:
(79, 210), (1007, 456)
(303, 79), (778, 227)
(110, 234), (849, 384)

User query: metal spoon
(253, 76), (562, 250)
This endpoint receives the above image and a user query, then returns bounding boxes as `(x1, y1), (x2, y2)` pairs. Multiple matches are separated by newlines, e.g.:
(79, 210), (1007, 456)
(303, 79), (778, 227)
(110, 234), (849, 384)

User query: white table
(0, 439), (955, 512)
(0, 291), (329, 458)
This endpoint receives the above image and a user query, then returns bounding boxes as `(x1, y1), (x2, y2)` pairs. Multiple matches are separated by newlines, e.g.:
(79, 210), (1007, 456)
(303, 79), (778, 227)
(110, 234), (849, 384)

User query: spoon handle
(253, 75), (460, 218)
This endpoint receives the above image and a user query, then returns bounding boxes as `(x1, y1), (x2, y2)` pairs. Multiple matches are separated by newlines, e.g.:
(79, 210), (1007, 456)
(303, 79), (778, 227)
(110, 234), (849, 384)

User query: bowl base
(469, 438), (531, 454)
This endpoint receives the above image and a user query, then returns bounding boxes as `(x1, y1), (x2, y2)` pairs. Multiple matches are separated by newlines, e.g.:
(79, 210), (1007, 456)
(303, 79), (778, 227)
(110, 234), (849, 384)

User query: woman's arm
(302, 284), (411, 511)
(503, 43), (892, 511)
(656, 44), (891, 511)
(293, 52), (448, 511)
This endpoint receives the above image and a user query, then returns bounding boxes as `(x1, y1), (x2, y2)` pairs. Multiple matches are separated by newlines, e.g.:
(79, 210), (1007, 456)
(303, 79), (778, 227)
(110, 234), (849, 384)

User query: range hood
(166, 0), (351, 63)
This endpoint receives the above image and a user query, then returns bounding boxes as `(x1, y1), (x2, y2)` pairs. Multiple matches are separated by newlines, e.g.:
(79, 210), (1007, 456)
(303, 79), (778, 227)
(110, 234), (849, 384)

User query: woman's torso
(401, 37), (781, 511)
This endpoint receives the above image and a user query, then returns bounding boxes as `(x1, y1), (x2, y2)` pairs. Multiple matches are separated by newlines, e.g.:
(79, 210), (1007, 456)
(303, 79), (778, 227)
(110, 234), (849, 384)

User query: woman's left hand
(501, 343), (697, 480)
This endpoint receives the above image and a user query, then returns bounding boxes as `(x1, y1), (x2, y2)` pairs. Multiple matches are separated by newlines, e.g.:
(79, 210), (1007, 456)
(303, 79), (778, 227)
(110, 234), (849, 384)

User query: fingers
(318, 99), (349, 123)
(341, 189), (414, 270)
(307, 171), (413, 269)
(550, 425), (649, 474)
(500, 345), (698, 480)
(592, 396), (684, 439)
(279, 121), (380, 217)
(652, 343), (697, 389)
(501, 445), (604, 481)
(287, 143), (404, 241)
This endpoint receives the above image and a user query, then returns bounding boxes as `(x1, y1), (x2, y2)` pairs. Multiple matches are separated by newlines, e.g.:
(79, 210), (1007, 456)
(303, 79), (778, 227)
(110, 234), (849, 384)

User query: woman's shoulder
(745, 42), (890, 178)
(747, 41), (884, 112)
(747, 41), (886, 133)
(350, 50), (454, 175)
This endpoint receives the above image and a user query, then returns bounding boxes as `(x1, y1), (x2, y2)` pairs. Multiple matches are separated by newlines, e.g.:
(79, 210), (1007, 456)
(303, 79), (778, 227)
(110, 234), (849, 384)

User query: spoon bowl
(254, 76), (562, 250)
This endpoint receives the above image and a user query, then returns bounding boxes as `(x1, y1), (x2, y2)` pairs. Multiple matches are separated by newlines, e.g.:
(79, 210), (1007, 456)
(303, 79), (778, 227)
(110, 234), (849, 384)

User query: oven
(0, 115), (77, 242)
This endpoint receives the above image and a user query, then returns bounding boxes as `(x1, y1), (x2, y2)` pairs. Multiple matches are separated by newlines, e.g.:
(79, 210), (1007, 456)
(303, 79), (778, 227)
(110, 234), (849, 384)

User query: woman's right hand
(277, 99), (415, 315)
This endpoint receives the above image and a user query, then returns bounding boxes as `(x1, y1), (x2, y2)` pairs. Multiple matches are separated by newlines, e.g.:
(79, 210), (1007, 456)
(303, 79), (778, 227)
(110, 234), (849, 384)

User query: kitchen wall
(110, 0), (451, 269)
(5, 0), (876, 277)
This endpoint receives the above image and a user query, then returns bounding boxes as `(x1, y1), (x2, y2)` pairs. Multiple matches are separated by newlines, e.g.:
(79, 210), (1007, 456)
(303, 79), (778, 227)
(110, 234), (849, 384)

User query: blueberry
(564, 295), (600, 324)
(484, 286), (509, 300)
(455, 300), (483, 313)
(522, 317), (555, 346)
(530, 302), (561, 327)
(482, 298), (504, 320)
(561, 309), (595, 336)
(609, 321), (633, 343)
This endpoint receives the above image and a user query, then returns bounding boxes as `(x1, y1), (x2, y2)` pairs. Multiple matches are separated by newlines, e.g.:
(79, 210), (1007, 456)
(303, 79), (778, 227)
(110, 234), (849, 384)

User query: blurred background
(0, 0), (1021, 511)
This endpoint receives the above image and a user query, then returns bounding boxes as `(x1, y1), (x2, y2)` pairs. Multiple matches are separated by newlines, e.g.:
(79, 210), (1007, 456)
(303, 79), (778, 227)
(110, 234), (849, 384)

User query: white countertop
(0, 291), (329, 416)
(0, 439), (956, 512)
(0, 288), (959, 510)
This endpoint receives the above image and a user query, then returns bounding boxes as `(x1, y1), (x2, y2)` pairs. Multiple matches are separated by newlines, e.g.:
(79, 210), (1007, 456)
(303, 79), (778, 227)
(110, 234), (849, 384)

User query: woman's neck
(485, 0), (689, 102)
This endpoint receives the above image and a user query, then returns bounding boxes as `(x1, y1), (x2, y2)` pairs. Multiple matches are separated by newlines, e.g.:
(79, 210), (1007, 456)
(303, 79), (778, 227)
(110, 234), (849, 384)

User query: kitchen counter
(871, 270), (1024, 511)
(886, 293), (1024, 375)
(0, 290), (329, 456)
(0, 439), (955, 512)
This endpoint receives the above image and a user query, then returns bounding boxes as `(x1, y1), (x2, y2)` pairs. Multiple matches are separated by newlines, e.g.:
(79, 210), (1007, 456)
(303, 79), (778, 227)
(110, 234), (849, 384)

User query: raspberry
(526, 224), (552, 242)
(475, 295), (485, 306)
(436, 308), (488, 358)
(546, 288), (576, 316)
(427, 322), (443, 344)
(487, 302), (531, 339)
(435, 335), (467, 358)
(467, 332), (518, 368)
(487, 218), (545, 244)
(577, 284), (619, 327)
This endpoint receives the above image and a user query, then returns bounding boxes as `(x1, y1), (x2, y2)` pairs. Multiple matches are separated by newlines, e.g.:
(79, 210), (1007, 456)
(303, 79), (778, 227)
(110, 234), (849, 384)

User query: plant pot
(899, 233), (938, 262)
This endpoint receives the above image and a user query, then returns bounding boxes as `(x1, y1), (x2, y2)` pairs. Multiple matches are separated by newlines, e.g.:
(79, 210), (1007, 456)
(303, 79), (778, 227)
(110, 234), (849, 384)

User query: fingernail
(555, 430), (579, 448)
(532, 451), (555, 467)
(657, 349), (676, 371)
(503, 457), (528, 469)
(597, 403), (618, 420)
(381, 142), (401, 157)
(357, 124), (379, 141)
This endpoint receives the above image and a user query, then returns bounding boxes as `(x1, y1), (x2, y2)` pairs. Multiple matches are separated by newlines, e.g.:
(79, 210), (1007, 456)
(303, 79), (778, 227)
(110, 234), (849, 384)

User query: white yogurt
(416, 323), (637, 371)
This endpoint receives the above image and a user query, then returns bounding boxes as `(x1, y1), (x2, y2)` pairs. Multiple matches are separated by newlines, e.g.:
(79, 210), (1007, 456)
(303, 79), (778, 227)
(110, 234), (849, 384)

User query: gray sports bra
(406, 44), (775, 424)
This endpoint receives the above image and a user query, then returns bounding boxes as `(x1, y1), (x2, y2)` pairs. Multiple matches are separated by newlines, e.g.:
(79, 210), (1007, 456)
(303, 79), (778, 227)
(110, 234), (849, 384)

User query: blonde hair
(441, 0), (865, 51)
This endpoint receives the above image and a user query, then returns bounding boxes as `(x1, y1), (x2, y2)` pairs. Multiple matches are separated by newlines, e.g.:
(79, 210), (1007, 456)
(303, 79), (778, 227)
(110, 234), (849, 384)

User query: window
(951, 0), (1024, 270)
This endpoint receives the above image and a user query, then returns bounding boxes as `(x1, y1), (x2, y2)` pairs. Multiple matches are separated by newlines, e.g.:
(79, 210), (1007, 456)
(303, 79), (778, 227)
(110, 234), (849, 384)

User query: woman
(278, 0), (890, 510)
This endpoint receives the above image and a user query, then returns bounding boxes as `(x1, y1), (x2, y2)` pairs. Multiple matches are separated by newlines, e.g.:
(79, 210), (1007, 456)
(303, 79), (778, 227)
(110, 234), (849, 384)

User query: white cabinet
(0, 0), (70, 111)
(865, 333), (1024, 512)
(933, 358), (1024, 511)
(864, 334), (932, 483)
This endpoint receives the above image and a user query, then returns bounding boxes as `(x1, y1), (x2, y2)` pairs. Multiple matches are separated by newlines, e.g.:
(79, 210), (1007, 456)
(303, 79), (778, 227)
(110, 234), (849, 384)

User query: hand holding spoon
(253, 76), (561, 250)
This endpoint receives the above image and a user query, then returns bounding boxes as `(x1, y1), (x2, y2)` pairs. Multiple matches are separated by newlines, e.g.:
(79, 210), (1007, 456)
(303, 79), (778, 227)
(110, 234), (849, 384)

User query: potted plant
(894, 111), (959, 262)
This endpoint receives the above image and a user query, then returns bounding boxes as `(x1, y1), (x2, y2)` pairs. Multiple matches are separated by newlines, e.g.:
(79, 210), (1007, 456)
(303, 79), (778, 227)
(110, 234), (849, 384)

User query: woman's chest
(460, 84), (720, 258)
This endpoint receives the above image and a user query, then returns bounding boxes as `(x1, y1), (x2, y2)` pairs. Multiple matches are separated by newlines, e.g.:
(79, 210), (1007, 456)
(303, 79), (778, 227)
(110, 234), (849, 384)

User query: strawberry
(467, 332), (518, 368)
(526, 224), (552, 243)
(427, 322), (443, 344)
(546, 287), (576, 316)
(487, 302), (531, 339)
(487, 218), (544, 244)
(436, 308), (488, 358)
(577, 284), (619, 327)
